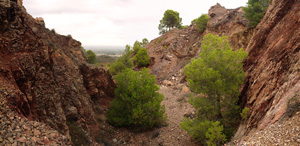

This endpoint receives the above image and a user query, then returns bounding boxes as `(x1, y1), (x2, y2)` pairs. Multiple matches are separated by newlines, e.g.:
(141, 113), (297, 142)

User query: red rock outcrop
(236, 0), (300, 137)
(0, 0), (115, 144)
(146, 3), (252, 84)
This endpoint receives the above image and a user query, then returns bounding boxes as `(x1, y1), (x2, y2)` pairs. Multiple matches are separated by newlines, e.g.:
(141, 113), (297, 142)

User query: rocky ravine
(0, 0), (115, 145)
(146, 0), (300, 144)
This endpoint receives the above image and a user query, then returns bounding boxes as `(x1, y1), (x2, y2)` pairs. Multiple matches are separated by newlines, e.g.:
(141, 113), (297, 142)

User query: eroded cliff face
(146, 3), (253, 84)
(0, 1), (115, 144)
(236, 0), (300, 138)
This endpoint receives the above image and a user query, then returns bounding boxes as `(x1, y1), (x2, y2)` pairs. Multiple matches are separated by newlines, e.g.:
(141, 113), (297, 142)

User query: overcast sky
(23, 0), (248, 48)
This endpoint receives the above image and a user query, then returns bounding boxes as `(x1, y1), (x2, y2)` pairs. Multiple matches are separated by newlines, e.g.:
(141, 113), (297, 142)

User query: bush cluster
(108, 45), (134, 75)
(134, 48), (150, 67)
(243, 0), (269, 28)
(194, 14), (209, 33)
(107, 68), (165, 129)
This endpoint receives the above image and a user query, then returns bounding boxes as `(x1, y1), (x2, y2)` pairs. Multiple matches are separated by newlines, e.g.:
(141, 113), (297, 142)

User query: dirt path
(154, 85), (197, 146)
(100, 85), (198, 146)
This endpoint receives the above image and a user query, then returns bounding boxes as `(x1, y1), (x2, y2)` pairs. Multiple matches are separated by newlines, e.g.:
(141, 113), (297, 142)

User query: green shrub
(86, 50), (97, 64)
(181, 119), (213, 144)
(180, 25), (188, 29)
(181, 34), (248, 142)
(240, 107), (250, 120)
(134, 48), (150, 67)
(133, 38), (149, 54)
(109, 45), (134, 75)
(81, 47), (97, 64)
(243, 0), (269, 28)
(133, 41), (142, 54)
(205, 121), (227, 146)
(194, 14), (210, 33)
(107, 68), (166, 129)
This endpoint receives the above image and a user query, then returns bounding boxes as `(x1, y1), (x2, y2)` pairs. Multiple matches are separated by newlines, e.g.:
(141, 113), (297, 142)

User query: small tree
(134, 48), (150, 67)
(109, 45), (134, 75)
(141, 38), (149, 47)
(181, 34), (248, 143)
(133, 38), (149, 54)
(86, 50), (97, 64)
(159, 9), (182, 35)
(107, 68), (165, 129)
(194, 14), (210, 33)
(133, 41), (142, 54)
(243, 0), (269, 28)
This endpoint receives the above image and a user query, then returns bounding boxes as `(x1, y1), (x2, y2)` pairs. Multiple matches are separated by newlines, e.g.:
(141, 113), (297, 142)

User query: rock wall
(0, 1), (115, 144)
(236, 0), (300, 137)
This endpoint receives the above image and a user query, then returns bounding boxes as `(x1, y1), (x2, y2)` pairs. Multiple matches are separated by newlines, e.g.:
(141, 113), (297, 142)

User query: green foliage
(134, 48), (150, 67)
(181, 119), (213, 144)
(206, 121), (227, 146)
(243, 0), (269, 28)
(107, 68), (166, 129)
(181, 34), (248, 143)
(133, 41), (142, 54)
(240, 107), (250, 120)
(159, 9), (182, 35)
(108, 45), (134, 75)
(180, 25), (188, 29)
(195, 14), (210, 33)
(86, 50), (97, 64)
(133, 38), (149, 54)
(141, 38), (149, 47)
(81, 47), (97, 64)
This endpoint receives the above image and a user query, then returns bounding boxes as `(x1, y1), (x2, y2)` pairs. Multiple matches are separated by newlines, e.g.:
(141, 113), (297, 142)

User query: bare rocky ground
(0, 97), (72, 146)
(230, 111), (300, 146)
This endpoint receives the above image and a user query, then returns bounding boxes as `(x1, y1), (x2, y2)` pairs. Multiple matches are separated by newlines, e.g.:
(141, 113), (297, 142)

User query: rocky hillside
(236, 0), (300, 140)
(146, 3), (253, 84)
(146, 0), (299, 144)
(0, 0), (115, 145)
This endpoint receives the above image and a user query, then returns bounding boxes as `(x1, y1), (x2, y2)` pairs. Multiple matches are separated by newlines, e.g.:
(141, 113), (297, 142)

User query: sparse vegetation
(286, 95), (300, 118)
(155, 38), (164, 44)
(67, 121), (90, 146)
(180, 25), (189, 29)
(241, 107), (250, 120)
(96, 55), (118, 64)
(107, 68), (166, 130)
(194, 14), (210, 33)
(108, 45), (134, 75)
(243, 0), (269, 28)
(181, 34), (248, 145)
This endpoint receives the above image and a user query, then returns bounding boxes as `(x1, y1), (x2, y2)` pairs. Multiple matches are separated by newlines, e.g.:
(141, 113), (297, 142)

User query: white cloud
(23, 0), (248, 47)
